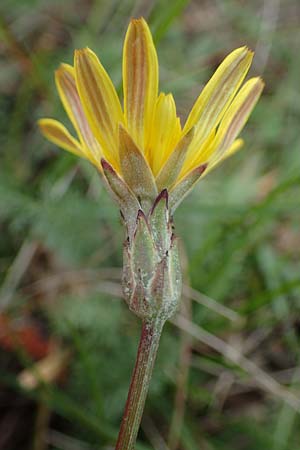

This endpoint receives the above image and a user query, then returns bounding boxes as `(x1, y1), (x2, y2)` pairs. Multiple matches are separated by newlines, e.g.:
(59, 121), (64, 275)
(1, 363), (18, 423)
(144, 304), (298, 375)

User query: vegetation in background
(0, 0), (300, 449)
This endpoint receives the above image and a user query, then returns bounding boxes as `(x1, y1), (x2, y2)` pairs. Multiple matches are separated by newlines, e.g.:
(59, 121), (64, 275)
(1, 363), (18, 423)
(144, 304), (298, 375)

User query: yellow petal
(179, 128), (216, 178)
(156, 127), (194, 191)
(209, 77), (264, 165)
(181, 77), (263, 178)
(38, 118), (83, 158)
(55, 63), (102, 162)
(183, 47), (253, 159)
(123, 18), (158, 150)
(223, 138), (244, 159)
(146, 93), (182, 175)
(205, 139), (244, 175)
(74, 47), (123, 165)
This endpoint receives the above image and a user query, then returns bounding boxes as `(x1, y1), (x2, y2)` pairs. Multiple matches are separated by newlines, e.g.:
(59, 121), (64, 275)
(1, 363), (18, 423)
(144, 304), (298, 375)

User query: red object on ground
(0, 313), (50, 359)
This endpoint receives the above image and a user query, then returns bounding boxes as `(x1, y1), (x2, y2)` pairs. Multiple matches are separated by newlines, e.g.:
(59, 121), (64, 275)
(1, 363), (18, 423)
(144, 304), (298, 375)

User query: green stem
(115, 316), (164, 450)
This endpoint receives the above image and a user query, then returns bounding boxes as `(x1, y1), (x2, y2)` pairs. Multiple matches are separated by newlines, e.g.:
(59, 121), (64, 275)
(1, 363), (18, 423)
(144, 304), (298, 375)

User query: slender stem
(116, 316), (165, 450)
(168, 296), (192, 450)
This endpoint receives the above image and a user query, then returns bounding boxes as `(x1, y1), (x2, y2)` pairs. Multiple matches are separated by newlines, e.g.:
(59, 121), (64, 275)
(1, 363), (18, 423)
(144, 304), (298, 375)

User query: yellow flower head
(39, 18), (264, 211)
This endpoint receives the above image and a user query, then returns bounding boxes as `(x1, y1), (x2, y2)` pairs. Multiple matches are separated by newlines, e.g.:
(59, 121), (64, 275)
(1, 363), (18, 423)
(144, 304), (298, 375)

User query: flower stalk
(116, 317), (164, 450)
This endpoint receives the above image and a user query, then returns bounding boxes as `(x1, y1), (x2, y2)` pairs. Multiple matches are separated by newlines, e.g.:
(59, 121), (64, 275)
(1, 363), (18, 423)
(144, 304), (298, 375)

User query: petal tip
(233, 46), (254, 64)
(248, 76), (265, 94)
(256, 76), (265, 88)
(37, 118), (48, 134)
(237, 45), (253, 56)
(55, 64), (68, 81)
(130, 16), (146, 26)
(74, 48), (90, 61)
(37, 118), (54, 132)
(244, 47), (254, 61)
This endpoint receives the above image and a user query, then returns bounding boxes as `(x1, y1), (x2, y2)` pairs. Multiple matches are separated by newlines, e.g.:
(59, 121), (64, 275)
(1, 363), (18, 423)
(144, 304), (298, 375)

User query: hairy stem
(115, 316), (164, 450)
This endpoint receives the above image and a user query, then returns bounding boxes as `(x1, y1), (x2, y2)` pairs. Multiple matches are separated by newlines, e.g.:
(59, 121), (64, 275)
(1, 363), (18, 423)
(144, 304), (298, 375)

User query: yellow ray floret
(55, 63), (101, 165)
(38, 118), (83, 157)
(75, 47), (124, 168)
(39, 17), (264, 193)
(146, 93), (182, 176)
(123, 18), (159, 151)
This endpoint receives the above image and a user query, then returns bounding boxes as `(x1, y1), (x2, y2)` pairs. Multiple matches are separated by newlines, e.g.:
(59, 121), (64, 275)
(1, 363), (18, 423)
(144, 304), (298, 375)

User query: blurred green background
(1, 0), (300, 449)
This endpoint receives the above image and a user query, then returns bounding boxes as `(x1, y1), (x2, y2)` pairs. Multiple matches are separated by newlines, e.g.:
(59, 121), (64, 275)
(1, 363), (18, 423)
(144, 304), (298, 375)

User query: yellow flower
(39, 18), (263, 207)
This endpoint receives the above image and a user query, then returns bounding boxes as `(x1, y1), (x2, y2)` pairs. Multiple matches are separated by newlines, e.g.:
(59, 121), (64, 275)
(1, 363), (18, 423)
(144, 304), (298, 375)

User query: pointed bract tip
(118, 124), (136, 150)
(196, 163), (208, 175)
(151, 189), (169, 214)
(185, 126), (195, 139)
(118, 122), (126, 135)
(134, 209), (149, 238)
(160, 188), (168, 199)
(136, 209), (147, 223)
(101, 158), (110, 169)
(118, 123), (132, 144)
(101, 158), (115, 174)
